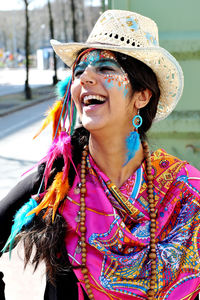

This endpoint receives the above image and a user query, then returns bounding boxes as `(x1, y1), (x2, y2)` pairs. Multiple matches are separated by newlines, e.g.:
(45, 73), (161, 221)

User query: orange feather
(27, 171), (70, 222)
(33, 100), (64, 140)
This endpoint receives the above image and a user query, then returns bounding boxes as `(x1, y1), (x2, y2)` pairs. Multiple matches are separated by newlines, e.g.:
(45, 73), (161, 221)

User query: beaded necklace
(79, 141), (156, 300)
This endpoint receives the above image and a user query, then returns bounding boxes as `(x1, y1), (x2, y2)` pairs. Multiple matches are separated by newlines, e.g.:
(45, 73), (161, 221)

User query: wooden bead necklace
(79, 142), (156, 300)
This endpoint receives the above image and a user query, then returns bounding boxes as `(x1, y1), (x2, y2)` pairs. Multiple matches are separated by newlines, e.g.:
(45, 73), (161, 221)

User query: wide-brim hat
(50, 10), (184, 122)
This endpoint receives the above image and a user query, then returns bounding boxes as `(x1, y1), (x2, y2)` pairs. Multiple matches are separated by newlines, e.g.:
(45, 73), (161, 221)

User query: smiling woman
(1, 9), (200, 300)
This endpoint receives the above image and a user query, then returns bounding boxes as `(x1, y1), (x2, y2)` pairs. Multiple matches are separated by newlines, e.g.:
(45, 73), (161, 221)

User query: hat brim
(50, 39), (184, 122)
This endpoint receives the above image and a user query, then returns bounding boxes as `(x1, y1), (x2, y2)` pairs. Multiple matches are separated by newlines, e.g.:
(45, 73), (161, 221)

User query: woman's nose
(80, 67), (97, 86)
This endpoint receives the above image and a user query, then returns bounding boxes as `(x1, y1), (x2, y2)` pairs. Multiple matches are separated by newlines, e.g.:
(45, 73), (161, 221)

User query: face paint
(73, 50), (126, 78)
(103, 73), (130, 98)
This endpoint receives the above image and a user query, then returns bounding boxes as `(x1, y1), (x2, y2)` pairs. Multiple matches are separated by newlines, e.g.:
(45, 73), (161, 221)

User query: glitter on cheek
(103, 74), (130, 98)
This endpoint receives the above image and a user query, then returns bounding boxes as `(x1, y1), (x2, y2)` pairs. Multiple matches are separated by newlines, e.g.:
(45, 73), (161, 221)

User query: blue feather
(2, 197), (38, 257)
(56, 74), (72, 97)
(56, 74), (77, 135)
(125, 131), (140, 165)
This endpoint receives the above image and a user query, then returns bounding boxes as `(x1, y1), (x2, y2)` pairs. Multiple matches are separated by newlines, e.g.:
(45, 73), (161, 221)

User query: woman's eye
(74, 69), (84, 77)
(98, 66), (114, 73)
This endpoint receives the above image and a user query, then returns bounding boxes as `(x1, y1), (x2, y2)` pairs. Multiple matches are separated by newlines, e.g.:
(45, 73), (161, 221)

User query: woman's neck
(88, 132), (144, 188)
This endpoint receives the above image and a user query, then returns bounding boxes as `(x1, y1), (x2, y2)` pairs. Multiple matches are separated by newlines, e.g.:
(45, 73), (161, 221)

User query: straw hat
(50, 10), (184, 122)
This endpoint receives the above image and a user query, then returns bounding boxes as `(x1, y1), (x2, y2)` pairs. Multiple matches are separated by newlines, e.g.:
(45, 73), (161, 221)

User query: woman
(1, 10), (200, 300)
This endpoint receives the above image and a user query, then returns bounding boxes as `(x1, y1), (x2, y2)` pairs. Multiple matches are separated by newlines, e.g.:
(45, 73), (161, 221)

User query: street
(0, 98), (56, 300)
(0, 68), (67, 96)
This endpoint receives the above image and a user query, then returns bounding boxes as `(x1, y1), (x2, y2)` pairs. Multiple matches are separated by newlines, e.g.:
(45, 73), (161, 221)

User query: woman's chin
(81, 119), (105, 132)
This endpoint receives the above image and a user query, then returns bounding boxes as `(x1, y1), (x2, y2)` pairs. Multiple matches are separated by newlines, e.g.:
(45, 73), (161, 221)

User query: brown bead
(150, 213), (156, 218)
(151, 238), (156, 244)
(147, 289), (154, 296)
(82, 253), (87, 258)
(80, 196), (85, 202)
(82, 150), (88, 157)
(148, 188), (154, 194)
(81, 159), (86, 165)
(150, 222), (156, 228)
(146, 166), (152, 172)
(151, 269), (156, 275)
(148, 184), (153, 189)
(80, 217), (85, 223)
(82, 247), (87, 253)
(149, 252), (156, 259)
(150, 233), (156, 239)
(80, 174), (86, 179)
(150, 208), (155, 213)
(150, 279), (155, 285)
(150, 248), (156, 253)
(82, 267), (88, 274)
(142, 141), (148, 147)
(80, 187), (87, 194)
(82, 257), (86, 264)
(80, 212), (86, 218)
(150, 228), (156, 233)
(80, 226), (86, 233)
(81, 178), (86, 184)
(85, 283), (91, 289)
(151, 261), (156, 267)
(88, 291), (94, 298)
(80, 206), (85, 212)
(147, 175), (153, 181)
(149, 203), (155, 209)
(150, 243), (156, 249)
(148, 194), (154, 200)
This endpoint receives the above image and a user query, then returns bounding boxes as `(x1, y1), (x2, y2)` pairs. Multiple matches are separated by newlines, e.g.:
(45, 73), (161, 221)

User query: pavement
(0, 84), (56, 117)
(0, 67), (69, 117)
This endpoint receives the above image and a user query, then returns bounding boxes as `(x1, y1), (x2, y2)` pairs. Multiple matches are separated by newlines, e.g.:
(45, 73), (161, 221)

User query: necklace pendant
(74, 182), (81, 194)
(75, 241), (82, 254)
(75, 211), (81, 222)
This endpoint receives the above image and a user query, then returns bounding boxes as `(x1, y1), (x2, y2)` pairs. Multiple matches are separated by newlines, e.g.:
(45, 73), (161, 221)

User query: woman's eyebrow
(74, 61), (87, 70)
(95, 58), (121, 67)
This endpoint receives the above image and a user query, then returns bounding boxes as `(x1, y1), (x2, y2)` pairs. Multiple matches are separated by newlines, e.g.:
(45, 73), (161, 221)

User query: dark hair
(114, 51), (160, 140)
(17, 50), (160, 283)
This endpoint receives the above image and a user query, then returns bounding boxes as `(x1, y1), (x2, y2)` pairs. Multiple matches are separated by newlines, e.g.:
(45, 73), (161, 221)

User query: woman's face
(71, 49), (135, 132)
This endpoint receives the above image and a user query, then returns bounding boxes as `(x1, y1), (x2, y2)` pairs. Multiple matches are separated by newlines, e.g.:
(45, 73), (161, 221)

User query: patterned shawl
(62, 149), (200, 299)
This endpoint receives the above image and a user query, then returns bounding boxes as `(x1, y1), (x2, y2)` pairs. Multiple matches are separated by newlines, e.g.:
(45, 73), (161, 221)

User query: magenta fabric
(62, 149), (200, 299)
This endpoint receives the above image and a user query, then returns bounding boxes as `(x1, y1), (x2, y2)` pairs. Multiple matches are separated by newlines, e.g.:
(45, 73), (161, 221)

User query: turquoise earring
(125, 114), (143, 164)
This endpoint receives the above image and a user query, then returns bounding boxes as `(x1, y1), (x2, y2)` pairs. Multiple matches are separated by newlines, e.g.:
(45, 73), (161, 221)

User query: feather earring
(125, 114), (143, 165)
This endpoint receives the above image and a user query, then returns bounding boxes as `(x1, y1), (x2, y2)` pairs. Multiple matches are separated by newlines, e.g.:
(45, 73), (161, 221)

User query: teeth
(83, 95), (106, 102)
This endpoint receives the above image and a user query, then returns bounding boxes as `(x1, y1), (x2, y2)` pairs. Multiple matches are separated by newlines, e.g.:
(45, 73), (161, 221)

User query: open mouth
(82, 95), (106, 106)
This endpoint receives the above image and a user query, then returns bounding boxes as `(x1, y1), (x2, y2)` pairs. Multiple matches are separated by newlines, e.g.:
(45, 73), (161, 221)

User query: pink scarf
(62, 149), (200, 299)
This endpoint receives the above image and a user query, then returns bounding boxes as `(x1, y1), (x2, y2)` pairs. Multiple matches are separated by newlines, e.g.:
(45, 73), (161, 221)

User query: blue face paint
(73, 50), (124, 78)
(74, 50), (131, 100)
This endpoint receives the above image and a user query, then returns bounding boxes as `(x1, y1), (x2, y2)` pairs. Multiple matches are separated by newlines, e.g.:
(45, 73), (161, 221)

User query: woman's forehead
(79, 49), (117, 64)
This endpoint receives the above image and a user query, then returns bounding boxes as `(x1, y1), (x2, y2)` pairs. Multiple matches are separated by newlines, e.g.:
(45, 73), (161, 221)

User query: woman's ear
(134, 89), (152, 109)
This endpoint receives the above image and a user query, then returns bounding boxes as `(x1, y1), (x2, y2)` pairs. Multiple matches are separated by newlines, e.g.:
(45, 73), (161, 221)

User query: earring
(125, 114), (143, 165)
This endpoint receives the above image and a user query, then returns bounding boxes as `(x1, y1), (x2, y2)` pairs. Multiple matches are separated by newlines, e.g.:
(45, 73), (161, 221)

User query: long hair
(17, 51), (160, 283)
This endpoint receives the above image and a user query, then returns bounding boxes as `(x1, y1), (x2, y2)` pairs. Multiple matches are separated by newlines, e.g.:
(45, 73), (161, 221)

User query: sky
(0, 0), (101, 11)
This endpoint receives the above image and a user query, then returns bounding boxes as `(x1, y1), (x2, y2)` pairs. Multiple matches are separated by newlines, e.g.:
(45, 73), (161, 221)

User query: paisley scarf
(62, 149), (200, 300)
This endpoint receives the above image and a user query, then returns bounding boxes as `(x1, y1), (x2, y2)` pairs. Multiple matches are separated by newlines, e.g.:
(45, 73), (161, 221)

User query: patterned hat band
(51, 10), (184, 122)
